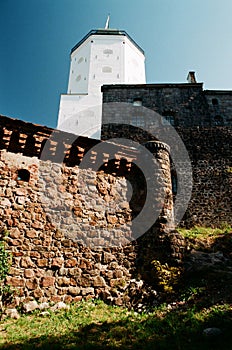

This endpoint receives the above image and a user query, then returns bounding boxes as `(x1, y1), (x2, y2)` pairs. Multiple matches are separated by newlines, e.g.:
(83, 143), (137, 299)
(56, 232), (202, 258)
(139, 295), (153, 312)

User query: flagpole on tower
(105, 14), (110, 29)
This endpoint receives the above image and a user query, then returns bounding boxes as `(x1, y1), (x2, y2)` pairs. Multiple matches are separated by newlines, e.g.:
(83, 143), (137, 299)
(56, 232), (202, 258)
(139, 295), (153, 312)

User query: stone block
(37, 259), (48, 267)
(5, 308), (20, 319)
(73, 296), (82, 302)
(102, 252), (116, 264)
(33, 288), (44, 298)
(23, 300), (39, 313)
(9, 228), (21, 239)
(9, 239), (23, 246)
(26, 230), (38, 238)
(9, 267), (22, 276)
(20, 257), (34, 268)
(65, 258), (77, 268)
(57, 277), (70, 287)
(68, 286), (81, 296)
(31, 221), (43, 229)
(113, 270), (123, 278)
(64, 295), (73, 303)
(26, 279), (38, 290)
(44, 286), (56, 297)
(81, 287), (94, 296)
(6, 276), (24, 287)
(93, 276), (106, 287)
(51, 257), (64, 268)
(24, 269), (35, 278)
(51, 301), (69, 311)
(39, 302), (50, 310)
(15, 188), (28, 196)
(50, 295), (62, 303)
(41, 277), (55, 287)
(79, 275), (92, 287)
(34, 269), (45, 277)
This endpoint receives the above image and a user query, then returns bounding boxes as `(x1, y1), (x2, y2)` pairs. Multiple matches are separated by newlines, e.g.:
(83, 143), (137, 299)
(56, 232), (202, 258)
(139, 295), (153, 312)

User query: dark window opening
(212, 98), (219, 106)
(17, 169), (30, 182)
(162, 111), (176, 126)
(214, 115), (224, 125)
(171, 171), (178, 195)
(133, 98), (142, 106)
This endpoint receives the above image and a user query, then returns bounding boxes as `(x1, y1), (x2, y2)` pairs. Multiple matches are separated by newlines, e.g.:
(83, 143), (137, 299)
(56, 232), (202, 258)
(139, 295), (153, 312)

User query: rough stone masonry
(0, 116), (185, 307)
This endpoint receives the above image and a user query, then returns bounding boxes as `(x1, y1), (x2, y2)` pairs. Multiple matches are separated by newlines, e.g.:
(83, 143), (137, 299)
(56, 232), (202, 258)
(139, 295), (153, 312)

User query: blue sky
(1, 0), (232, 128)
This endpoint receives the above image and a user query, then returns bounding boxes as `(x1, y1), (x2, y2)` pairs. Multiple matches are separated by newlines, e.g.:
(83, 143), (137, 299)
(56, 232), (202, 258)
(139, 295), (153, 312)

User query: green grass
(177, 225), (232, 239)
(0, 300), (232, 350)
(177, 225), (232, 256)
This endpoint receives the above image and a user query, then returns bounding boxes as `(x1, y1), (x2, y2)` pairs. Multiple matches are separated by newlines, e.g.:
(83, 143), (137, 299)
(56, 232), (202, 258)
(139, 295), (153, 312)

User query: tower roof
(71, 29), (144, 54)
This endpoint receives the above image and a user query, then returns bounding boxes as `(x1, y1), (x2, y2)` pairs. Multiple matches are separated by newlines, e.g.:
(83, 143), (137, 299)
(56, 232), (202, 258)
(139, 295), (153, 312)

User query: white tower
(57, 25), (146, 139)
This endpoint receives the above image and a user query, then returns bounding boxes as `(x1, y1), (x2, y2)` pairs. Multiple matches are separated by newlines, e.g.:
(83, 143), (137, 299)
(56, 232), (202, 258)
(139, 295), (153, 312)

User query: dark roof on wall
(101, 84), (232, 94)
(204, 90), (232, 95)
(71, 29), (144, 55)
(101, 83), (203, 91)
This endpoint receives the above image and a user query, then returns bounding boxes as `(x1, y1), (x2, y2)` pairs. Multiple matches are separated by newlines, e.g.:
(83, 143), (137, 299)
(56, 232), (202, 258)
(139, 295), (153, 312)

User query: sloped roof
(71, 29), (144, 54)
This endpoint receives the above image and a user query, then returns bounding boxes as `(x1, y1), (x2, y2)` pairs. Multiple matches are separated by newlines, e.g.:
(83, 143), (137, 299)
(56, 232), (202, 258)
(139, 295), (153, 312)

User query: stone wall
(0, 117), (185, 307)
(177, 127), (232, 227)
(101, 124), (232, 228)
(205, 90), (232, 126)
(102, 84), (232, 127)
(0, 150), (131, 306)
(101, 86), (232, 227)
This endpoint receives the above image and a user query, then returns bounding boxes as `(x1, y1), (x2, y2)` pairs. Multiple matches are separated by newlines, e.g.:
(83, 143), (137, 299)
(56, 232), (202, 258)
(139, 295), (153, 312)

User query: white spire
(105, 14), (110, 29)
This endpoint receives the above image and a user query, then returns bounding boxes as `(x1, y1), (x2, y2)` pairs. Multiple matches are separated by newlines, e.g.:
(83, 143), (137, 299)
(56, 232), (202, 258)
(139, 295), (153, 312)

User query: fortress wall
(0, 116), (184, 307)
(102, 123), (232, 228)
(101, 86), (231, 228)
(0, 150), (133, 306)
(177, 127), (232, 227)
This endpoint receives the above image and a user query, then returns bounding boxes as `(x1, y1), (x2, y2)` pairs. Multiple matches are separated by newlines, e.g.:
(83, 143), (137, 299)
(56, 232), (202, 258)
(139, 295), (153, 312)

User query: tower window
(133, 98), (142, 106)
(162, 111), (176, 126)
(76, 75), (81, 81)
(214, 115), (224, 125)
(212, 98), (219, 106)
(78, 57), (84, 64)
(102, 66), (112, 73)
(103, 49), (113, 55)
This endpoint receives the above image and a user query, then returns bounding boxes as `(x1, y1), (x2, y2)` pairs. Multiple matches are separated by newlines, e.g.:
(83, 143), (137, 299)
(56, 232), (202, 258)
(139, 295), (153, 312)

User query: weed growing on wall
(0, 228), (13, 311)
(151, 260), (183, 295)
